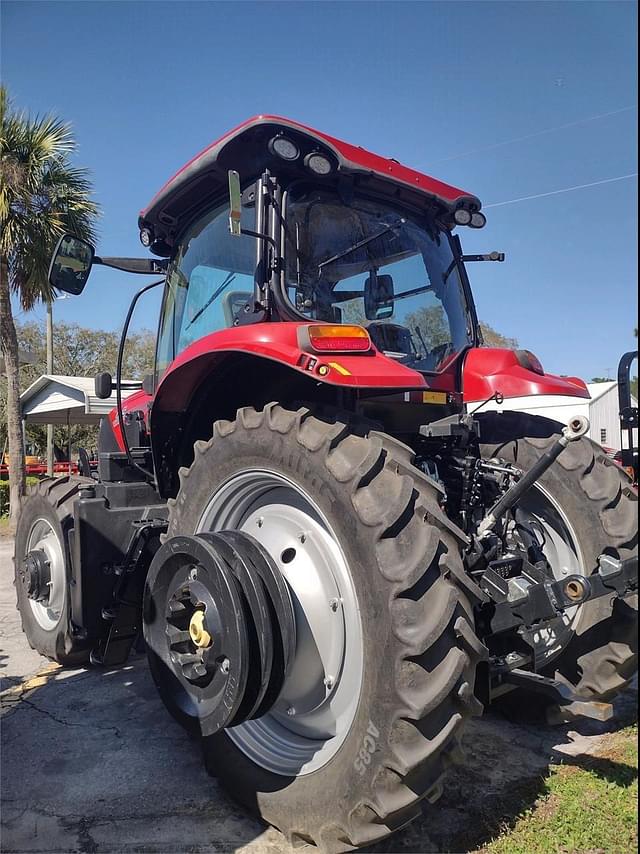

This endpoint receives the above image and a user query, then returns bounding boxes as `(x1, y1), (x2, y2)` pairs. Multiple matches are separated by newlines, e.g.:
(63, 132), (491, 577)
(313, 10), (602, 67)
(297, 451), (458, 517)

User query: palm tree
(0, 86), (99, 525)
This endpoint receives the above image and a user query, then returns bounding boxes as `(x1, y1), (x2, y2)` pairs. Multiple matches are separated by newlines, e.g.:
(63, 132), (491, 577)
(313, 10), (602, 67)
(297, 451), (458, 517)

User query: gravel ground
(1, 535), (636, 853)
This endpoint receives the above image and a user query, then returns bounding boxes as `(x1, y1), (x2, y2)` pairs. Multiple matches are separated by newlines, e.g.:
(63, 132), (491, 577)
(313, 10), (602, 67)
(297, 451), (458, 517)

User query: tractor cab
(137, 116), (485, 387)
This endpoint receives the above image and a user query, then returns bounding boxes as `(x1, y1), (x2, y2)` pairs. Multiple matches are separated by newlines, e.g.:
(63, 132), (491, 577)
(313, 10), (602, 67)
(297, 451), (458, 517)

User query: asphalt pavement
(1, 535), (636, 854)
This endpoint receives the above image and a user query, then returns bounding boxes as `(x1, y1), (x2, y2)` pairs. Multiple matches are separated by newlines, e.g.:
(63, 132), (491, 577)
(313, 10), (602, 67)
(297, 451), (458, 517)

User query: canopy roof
(139, 115), (481, 255)
(20, 375), (137, 425)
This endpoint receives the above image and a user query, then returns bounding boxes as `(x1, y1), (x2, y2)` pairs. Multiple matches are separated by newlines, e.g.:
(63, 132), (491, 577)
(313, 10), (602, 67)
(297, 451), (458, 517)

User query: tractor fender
(152, 321), (429, 413)
(463, 347), (590, 403)
(149, 324), (435, 497)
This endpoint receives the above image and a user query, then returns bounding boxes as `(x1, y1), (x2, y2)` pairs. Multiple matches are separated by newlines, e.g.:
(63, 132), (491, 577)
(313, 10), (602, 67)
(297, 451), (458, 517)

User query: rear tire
(478, 411), (637, 703)
(159, 404), (486, 850)
(14, 476), (92, 665)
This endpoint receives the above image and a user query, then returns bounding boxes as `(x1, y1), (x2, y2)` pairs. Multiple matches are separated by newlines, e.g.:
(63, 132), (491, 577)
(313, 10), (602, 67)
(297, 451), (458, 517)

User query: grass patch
(479, 725), (638, 854)
(0, 516), (12, 538)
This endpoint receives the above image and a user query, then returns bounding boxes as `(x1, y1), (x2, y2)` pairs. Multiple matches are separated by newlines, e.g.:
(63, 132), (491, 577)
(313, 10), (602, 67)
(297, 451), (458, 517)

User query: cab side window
(156, 200), (256, 378)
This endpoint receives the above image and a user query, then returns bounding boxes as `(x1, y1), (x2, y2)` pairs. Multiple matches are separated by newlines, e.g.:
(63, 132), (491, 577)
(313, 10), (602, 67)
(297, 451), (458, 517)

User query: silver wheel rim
(25, 518), (66, 631)
(516, 482), (585, 661)
(197, 470), (363, 776)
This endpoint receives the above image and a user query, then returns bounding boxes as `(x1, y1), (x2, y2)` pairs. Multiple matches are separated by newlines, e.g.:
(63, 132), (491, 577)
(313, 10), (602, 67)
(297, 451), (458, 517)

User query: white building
(478, 381), (638, 451)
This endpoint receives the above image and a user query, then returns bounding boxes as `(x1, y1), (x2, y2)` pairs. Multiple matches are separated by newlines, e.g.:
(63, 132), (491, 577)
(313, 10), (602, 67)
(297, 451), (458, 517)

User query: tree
(479, 322), (518, 349)
(0, 87), (98, 525)
(0, 321), (156, 459)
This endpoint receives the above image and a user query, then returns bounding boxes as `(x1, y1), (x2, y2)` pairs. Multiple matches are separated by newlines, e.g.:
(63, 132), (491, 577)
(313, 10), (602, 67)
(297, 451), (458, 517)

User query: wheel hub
(145, 530), (296, 736)
(23, 518), (67, 631)
(20, 549), (51, 602)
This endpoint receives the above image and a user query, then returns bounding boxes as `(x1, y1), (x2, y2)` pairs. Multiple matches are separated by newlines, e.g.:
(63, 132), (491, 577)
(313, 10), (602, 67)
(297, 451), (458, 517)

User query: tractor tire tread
(167, 402), (486, 851)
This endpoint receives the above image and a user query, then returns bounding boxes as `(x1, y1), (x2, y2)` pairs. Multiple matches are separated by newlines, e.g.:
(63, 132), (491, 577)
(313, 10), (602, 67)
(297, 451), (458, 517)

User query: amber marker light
(302, 324), (371, 353)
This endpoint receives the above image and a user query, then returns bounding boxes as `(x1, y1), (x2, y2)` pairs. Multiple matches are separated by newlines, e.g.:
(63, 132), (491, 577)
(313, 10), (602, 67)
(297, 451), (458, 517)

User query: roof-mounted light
(139, 227), (153, 247)
(470, 212), (486, 229)
(269, 135), (300, 161)
(302, 324), (371, 353)
(454, 209), (472, 226)
(305, 152), (333, 175)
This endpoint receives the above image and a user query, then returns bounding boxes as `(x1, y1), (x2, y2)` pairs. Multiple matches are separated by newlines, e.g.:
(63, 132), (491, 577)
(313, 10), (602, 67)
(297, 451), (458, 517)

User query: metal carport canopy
(20, 375), (138, 424)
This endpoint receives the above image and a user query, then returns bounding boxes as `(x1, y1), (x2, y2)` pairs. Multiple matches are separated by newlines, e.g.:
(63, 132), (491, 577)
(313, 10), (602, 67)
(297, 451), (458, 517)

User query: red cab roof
(139, 115), (481, 252)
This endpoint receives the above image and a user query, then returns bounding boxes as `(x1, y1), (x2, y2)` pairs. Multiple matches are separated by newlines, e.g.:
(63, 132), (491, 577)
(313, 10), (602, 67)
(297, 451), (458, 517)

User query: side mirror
(364, 273), (394, 320)
(228, 170), (242, 236)
(49, 234), (95, 295)
(94, 372), (113, 399)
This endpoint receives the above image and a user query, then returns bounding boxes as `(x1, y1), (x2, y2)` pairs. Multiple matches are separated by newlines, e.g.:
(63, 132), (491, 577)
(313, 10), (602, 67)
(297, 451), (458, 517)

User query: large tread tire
(163, 403), (486, 851)
(478, 411), (637, 701)
(13, 475), (93, 665)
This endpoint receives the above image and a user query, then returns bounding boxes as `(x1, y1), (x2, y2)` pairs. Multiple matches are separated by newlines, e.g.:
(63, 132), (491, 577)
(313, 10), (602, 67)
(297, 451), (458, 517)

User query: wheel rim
(515, 482), (585, 661)
(197, 470), (363, 776)
(25, 518), (66, 631)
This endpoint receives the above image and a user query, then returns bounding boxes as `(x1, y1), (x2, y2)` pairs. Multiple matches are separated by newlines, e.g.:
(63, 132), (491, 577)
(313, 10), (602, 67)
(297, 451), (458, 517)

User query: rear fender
(154, 322), (430, 409)
(149, 344), (424, 497)
(149, 324), (475, 496)
(463, 348), (590, 402)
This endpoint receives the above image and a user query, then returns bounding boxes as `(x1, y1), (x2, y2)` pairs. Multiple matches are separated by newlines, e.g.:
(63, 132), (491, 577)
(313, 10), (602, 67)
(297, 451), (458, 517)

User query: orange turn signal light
(304, 324), (371, 353)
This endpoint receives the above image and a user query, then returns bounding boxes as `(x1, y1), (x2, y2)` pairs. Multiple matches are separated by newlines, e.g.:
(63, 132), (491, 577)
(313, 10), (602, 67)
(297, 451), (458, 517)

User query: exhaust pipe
(476, 416), (589, 539)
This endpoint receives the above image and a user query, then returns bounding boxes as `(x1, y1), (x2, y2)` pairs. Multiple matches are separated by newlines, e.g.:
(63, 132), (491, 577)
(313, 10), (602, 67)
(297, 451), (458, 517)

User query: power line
(484, 173), (638, 209)
(433, 105), (637, 164)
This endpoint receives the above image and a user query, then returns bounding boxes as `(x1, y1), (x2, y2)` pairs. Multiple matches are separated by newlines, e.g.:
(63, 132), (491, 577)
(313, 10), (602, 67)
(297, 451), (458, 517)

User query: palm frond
(1, 86), (100, 309)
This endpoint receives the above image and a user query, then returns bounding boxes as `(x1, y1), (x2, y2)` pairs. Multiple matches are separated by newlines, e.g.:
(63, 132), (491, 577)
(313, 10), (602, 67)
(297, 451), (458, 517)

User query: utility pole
(46, 298), (54, 476)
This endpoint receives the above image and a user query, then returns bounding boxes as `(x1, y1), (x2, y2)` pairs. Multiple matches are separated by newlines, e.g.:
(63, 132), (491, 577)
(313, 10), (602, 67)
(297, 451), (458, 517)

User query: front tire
(14, 476), (92, 665)
(156, 404), (485, 850)
(478, 411), (637, 702)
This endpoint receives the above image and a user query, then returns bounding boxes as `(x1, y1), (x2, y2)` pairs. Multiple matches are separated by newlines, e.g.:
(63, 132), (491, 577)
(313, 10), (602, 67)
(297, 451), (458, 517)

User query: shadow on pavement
(1, 649), (637, 854)
(1, 654), (269, 854)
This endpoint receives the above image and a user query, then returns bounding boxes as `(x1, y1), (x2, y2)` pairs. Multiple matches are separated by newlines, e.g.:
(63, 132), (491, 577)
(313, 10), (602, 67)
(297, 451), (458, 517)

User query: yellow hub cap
(189, 609), (212, 648)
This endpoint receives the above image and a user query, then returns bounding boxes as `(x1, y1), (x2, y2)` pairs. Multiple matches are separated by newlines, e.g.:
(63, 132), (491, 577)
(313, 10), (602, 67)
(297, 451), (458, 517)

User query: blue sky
(2, 0), (637, 380)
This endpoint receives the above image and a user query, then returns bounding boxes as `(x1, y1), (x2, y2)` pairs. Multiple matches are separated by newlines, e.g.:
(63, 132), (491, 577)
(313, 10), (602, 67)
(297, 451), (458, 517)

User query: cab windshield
(283, 188), (473, 372)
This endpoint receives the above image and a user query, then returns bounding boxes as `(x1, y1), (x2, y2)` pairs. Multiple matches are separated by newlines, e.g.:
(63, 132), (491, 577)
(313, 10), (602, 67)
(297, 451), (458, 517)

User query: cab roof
(139, 115), (481, 255)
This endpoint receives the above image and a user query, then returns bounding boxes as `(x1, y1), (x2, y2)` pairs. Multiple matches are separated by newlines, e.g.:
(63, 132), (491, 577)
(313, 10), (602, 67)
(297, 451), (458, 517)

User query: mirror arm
(94, 256), (168, 275)
(460, 253), (505, 263)
(236, 228), (278, 251)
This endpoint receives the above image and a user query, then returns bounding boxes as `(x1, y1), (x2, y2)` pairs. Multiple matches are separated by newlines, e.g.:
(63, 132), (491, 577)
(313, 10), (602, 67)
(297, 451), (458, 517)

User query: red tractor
(15, 117), (637, 850)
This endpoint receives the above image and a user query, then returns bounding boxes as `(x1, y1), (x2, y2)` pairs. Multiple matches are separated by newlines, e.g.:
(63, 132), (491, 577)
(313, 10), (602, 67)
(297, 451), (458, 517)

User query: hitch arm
(476, 416), (590, 538)
(497, 667), (614, 722)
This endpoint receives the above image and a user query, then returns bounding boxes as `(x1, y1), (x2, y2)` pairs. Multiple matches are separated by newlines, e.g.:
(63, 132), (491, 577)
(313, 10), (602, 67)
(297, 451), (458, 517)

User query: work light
(269, 136), (300, 161)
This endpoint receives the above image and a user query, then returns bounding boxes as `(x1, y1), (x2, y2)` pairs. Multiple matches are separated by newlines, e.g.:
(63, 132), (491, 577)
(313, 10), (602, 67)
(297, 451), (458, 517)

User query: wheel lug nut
(286, 706), (296, 716)
(220, 658), (230, 674)
(329, 598), (339, 612)
(257, 517), (264, 528)
(324, 676), (334, 690)
(189, 567), (197, 580)
(298, 532), (307, 543)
